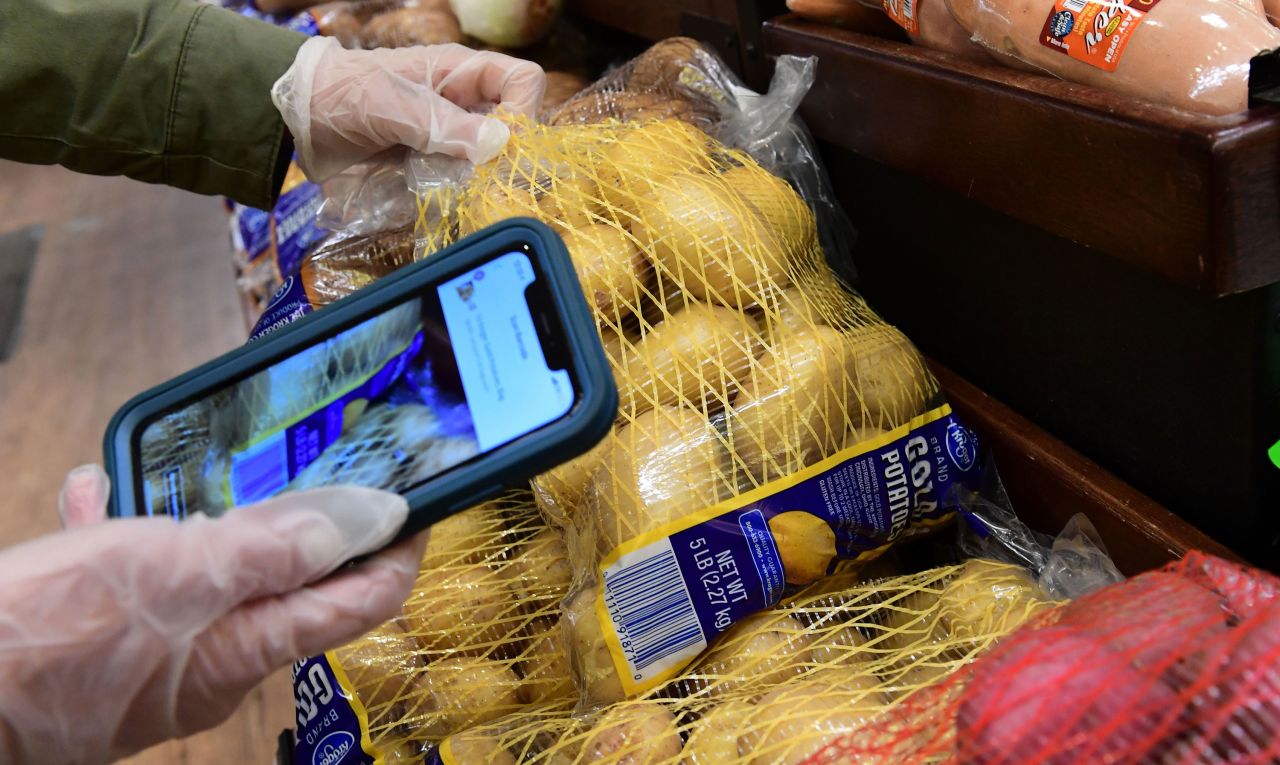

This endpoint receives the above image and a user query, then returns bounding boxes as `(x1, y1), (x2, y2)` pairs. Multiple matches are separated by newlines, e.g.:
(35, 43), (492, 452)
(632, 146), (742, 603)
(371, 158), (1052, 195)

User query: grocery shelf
(762, 14), (1280, 297)
(930, 359), (1239, 576)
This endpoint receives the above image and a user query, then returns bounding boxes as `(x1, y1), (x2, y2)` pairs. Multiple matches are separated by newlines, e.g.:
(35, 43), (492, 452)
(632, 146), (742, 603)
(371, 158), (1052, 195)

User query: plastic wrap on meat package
(943, 0), (1280, 115)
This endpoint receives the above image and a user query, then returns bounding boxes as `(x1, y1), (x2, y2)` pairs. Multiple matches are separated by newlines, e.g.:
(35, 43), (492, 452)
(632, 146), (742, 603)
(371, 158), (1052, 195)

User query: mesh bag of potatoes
(291, 491), (582, 765)
(407, 69), (988, 701)
(410, 557), (1057, 764)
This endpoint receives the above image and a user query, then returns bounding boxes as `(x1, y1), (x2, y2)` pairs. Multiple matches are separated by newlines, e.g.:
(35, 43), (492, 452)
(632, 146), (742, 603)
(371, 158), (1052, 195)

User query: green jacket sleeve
(0, 0), (307, 209)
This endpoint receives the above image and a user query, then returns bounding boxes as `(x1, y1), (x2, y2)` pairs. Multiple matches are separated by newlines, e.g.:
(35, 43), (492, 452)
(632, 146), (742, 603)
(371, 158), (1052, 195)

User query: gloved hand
(272, 37), (546, 182)
(0, 464), (427, 765)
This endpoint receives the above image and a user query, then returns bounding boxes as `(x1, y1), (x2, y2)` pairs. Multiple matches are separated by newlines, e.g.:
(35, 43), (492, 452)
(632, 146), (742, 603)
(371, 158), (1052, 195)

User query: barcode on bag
(229, 433), (289, 506)
(602, 539), (706, 687)
(1062, 0), (1088, 12)
(901, 0), (915, 20)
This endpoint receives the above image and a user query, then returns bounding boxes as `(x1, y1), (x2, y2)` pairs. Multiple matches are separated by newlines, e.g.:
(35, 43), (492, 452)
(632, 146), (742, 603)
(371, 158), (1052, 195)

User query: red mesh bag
(803, 551), (1280, 765)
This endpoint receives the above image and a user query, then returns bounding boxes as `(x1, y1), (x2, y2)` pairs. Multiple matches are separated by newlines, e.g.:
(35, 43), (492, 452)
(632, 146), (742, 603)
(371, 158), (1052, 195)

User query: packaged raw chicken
(945, 0), (1280, 114)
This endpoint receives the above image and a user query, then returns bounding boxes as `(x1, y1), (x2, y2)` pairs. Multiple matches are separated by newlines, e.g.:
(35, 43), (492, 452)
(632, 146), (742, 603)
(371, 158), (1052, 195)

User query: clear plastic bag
(952, 464), (1123, 600)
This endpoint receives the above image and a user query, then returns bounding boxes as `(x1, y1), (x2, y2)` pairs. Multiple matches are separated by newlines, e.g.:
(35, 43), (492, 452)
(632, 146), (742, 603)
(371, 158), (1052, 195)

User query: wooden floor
(0, 161), (291, 764)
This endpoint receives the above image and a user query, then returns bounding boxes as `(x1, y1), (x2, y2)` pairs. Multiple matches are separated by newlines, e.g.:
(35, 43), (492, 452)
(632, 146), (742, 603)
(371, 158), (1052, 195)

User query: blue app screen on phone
(135, 251), (574, 518)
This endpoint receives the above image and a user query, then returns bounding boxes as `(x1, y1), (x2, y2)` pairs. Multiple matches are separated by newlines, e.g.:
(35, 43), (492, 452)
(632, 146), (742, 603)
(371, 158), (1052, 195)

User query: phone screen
(135, 248), (576, 518)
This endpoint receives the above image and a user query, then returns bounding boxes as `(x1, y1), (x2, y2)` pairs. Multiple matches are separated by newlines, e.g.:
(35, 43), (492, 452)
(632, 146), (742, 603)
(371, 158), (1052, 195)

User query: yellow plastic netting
(327, 496), (1055, 764)
(332, 492), (576, 763)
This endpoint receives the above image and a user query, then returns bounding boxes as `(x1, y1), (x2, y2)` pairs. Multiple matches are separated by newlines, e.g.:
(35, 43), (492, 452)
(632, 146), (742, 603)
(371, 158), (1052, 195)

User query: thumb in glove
(0, 464), (426, 765)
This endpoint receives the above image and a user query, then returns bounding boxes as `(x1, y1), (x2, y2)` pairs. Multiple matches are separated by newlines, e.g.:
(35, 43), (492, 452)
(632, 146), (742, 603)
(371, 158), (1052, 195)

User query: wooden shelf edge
(929, 359), (1241, 575)
(763, 14), (1280, 297)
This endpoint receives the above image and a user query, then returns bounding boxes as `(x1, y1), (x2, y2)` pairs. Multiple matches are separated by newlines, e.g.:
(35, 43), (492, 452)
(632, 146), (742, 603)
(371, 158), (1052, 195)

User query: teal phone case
(103, 219), (617, 540)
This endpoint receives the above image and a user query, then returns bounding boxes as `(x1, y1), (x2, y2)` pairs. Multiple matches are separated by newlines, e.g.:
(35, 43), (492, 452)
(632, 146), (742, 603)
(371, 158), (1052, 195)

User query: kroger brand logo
(313, 731), (355, 765)
(946, 421), (979, 472)
(266, 276), (295, 310)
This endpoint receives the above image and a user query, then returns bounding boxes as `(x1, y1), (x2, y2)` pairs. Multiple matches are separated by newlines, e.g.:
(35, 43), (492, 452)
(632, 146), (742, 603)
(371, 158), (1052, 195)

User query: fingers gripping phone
(103, 219), (617, 541)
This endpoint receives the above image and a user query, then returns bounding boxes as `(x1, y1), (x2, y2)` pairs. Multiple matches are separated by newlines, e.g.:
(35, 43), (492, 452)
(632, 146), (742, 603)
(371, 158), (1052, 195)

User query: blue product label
(292, 655), (376, 765)
(596, 405), (979, 694)
(234, 204), (273, 264)
(226, 332), (424, 505)
(286, 10), (321, 35)
(249, 275), (314, 341)
(274, 180), (326, 278)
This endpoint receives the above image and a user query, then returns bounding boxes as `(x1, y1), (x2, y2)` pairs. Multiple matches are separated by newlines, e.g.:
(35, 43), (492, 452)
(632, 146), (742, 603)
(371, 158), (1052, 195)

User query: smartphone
(103, 218), (617, 540)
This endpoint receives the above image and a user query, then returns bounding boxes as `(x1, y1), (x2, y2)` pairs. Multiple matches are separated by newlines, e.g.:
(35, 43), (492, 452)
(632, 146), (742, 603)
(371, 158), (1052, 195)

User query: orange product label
(884, 0), (921, 35)
(1039, 0), (1163, 72)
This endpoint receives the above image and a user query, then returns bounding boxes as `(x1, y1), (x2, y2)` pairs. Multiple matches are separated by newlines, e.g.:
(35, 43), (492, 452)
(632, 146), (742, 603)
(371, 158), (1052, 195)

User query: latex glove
(272, 37), (546, 181)
(0, 465), (427, 765)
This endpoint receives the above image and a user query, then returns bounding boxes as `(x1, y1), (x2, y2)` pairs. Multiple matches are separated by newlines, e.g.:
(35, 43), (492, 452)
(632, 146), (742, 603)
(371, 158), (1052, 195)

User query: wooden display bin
(761, 15), (1280, 566)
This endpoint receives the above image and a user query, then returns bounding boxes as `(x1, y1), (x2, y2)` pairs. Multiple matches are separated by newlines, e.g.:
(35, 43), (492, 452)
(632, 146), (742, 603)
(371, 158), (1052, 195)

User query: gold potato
(534, 438), (610, 526)
(593, 406), (725, 555)
(592, 121), (716, 218)
(842, 426), (889, 453)
(768, 510), (837, 586)
(403, 656), (524, 740)
(718, 164), (816, 259)
(846, 324), (930, 430)
(438, 729), (517, 765)
(759, 284), (835, 337)
(730, 324), (857, 483)
(421, 503), (505, 568)
(507, 526), (572, 607)
(565, 587), (626, 705)
(744, 670), (889, 765)
(691, 612), (813, 698)
(559, 223), (648, 322)
(333, 619), (421, 717)
(616, 302), (758, 414)
(402, 565), (517, 655)
(808, 614), (871, 667)
(459, 164), (599, 236)
(578, 703), (683, 765)
(635, 172), (791, 308)
(936, 559), (1052, 639)
(681, 699), (753, 764)
(519, 617), (576, 705)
